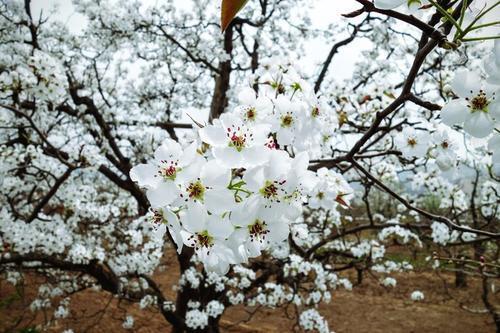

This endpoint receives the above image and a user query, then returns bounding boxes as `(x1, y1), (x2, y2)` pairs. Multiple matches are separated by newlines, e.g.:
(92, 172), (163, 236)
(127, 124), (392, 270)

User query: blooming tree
(1, 0), (499, 332)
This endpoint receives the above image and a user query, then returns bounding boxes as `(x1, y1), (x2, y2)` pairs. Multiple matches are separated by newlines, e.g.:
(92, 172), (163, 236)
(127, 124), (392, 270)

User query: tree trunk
(209, 23), (233, 122)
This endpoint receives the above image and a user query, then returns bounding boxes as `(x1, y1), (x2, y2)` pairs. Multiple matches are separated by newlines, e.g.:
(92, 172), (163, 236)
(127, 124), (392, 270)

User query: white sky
(31, 0), (369, 80)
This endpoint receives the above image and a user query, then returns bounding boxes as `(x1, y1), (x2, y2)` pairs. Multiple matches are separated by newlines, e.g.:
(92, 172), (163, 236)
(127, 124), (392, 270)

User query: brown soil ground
(1, 254), (497, 333)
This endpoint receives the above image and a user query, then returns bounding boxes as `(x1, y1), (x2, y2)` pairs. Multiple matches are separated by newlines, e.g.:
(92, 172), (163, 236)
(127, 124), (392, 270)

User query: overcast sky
(31, 0), (369, 80)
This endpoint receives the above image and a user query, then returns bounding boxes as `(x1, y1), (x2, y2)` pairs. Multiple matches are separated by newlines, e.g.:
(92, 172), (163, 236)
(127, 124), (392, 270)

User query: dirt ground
(1, 257), (497, 333)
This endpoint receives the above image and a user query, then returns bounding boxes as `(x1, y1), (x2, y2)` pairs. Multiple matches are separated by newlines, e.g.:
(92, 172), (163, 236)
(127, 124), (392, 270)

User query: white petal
(276, 128), (294, 146)
(130, 164), (160, 187)
(493, 39), (500, 61)
(213, 147), (244, 168)
(164, 210), (183, 254)
(246, 239), (263, 257)
(488, 135), (500, 152)
(241, 146), (270, 167)
(201, 159), (231, 187)
(204, 245), (233, 274)
(146, 181), (180, 207)
(242, 167), (266, 192)
(259, 202), (284, 220)
(155, 139), (182, 162)
(293, 151), (310, 172)
(267, 221), (290, 244)
(220, 113), (244, 129)
(180, 202), (207, 233)
(286, 201), (304, 220)
(177, 162), (203, 184)
(300, 170), (319, 192)
(179, 141), (201, 167)
(493, 150), (500, 164)
(251, 124), (272, 145)
(207, 215), (234, 239)
(238, 87), (256, 105)
(274, 95), (293, 112)
(451, 70), (481, 97)
(489, 100), (500, 120)
(230, 197), (259, 227)
(267, 150), (292, 179)
(374, 0), (406, 9)
(180, 230), (195, 248)
(151, 223), (167, 240)
(463, 112), (494, 138)
(255, 96), (273, 115)
(199, 125), (227, 146)
(205, 188), (235, 214)
(436, 153), (455, 171)
(441, 99), (468, 125)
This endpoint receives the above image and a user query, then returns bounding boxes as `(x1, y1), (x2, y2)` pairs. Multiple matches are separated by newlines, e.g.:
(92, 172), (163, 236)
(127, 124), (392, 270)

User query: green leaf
(221, 0), (250, 32)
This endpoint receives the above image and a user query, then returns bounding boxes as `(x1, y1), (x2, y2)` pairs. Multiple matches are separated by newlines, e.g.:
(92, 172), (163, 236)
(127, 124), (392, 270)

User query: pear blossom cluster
(130, 65), (348, 274)
(299, 309), (330, 333)
(122, 315), (134, 330)
(441, 41), (500, 167)
(410, 290), (425, 301)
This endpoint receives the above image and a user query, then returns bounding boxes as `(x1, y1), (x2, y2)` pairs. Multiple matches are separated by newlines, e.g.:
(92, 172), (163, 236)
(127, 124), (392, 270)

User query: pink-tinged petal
(213, 146), (244, 168)
(146, 181), (180, 207)
(441, 99), (468, 126)
(130, 164), (160, 187)
(180, 202), (207, 233)
(154, 139), (182, 162)
(200, 159), (231, 188)
(207, 214), (234, 239)
(199, 125), (227, 146)
(204, 188), (235, 214)
(451, 70), (481, 97)
(463, 112), (494, 138)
